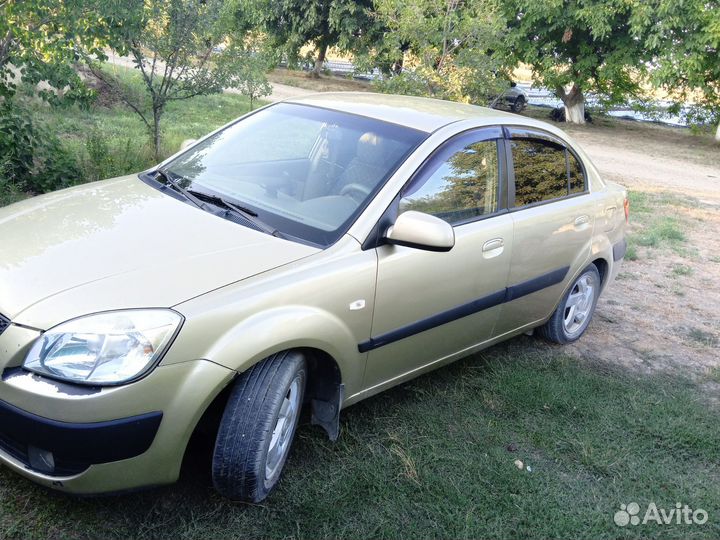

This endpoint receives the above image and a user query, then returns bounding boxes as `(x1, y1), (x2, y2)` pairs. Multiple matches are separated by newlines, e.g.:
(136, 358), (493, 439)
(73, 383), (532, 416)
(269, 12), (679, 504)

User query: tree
(642, 0), (720, 140)
(0, 0), (110, 197)
(86, 0), (266, 160)
(247, 0), (375, 77)
(500, 0), (652, 124)
(0, 0), (110, 102)
(370, 0), (506, 104)
(218, 44), (272, 110)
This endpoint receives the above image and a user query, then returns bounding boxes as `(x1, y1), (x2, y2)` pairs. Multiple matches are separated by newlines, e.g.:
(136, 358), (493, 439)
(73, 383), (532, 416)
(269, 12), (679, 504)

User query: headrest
(355, 132), (384, 163)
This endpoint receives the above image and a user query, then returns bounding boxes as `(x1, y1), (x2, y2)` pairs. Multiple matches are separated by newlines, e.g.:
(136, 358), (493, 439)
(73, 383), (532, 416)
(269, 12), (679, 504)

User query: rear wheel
(212, 351), (306, 502)
(538, 264), (600, 344)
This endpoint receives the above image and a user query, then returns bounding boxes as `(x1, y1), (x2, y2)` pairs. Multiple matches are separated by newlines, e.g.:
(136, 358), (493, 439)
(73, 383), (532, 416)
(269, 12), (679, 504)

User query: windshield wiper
(154, 169), (210, 212)
(154, 169), (283, 238)
(186, 189), (283, 238)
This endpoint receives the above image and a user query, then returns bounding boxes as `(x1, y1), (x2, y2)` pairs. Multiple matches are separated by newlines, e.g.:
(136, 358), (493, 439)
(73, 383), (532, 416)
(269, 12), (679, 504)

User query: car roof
(284, 92), (524, 133)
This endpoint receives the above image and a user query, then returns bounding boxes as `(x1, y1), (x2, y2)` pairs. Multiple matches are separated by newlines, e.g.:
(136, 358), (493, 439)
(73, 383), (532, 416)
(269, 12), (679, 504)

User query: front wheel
(511, 95), (526, 113)
(212, 351), (306, 502)
(538, 264), (601, 344)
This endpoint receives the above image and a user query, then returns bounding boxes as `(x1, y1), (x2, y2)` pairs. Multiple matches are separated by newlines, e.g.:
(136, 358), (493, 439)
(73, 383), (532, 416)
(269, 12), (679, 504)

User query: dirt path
(567, 124), (720, 203)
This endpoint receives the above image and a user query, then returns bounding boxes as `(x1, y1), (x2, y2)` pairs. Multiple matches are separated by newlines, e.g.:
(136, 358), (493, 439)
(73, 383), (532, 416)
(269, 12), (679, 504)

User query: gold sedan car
(0, 93), (628, 501)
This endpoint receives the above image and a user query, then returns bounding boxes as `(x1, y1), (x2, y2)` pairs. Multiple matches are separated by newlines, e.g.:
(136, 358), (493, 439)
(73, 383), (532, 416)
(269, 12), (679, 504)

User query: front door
(362, 128), (514, 391)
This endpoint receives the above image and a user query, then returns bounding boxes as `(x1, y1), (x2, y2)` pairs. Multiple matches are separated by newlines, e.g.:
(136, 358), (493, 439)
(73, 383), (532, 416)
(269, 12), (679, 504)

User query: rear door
(362, 128), (514, 390)
(493, 127), (595, 336)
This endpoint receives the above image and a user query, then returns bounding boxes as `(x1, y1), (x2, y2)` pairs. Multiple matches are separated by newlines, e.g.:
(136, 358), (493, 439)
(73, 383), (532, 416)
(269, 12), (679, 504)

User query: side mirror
(385, 211), (455, 252)
(180, 139), (197, 151)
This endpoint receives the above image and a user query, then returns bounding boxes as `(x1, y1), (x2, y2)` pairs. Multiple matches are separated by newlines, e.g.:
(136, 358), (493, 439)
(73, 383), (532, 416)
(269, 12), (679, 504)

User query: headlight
(23, 310), (183, 385)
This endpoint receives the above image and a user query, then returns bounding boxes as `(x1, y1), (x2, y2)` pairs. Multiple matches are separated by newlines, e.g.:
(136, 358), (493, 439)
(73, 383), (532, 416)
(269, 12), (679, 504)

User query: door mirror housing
(385, 211), (455, 252)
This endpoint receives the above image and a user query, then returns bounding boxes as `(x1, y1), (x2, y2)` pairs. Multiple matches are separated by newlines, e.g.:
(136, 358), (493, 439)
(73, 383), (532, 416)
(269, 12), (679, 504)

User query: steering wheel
(339, 182), (372, 201)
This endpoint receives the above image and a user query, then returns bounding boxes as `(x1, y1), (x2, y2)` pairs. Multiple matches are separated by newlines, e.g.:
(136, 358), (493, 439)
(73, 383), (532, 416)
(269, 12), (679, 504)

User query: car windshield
(162, 103), (427, 246)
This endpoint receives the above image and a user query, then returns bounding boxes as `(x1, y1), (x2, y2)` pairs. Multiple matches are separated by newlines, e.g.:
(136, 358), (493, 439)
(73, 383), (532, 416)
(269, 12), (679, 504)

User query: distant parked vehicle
(490, 82), (528, 113)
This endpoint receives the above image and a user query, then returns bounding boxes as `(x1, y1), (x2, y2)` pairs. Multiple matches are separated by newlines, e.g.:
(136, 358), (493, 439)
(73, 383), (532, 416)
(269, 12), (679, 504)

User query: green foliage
(243, 0), (375, 75)
(499, 0), (652, 117)
(85, 0), (250, 159)
(0, 0), (112, 102)
(0, 77), (258, 206)
(642, 0), (720, 127)
(0, 100), (80, 195)
(80, 130), (138, 183)
(217, 45), (273, 110)
(370, 0), (506, 104)
(0, 101), (35, 181)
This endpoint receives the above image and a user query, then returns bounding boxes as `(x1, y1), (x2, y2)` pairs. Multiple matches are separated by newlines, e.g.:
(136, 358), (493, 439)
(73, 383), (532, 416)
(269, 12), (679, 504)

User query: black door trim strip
(358, 266), (570, 353)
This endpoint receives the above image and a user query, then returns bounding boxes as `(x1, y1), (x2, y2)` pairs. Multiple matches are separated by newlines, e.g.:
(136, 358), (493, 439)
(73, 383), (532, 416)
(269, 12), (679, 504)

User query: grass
(37, 71), (258, 169)
(671, 264), (694, 277)
(624, 191), (693, 259)
(0, 63), (262, 209)
(687, 328), (719, 349)
(0, 343), (718, 540)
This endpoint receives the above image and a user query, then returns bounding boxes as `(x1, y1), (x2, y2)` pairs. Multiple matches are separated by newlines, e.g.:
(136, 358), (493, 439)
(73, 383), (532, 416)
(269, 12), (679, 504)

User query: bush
(0, 100), (81, 194)
(80, 129), (153, 182)
(0, 101), (36, 182)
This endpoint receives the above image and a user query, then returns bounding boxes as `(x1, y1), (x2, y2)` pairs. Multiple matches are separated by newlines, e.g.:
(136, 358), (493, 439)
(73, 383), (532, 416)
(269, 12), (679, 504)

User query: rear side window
(511, 140), (568, 206)
(510, 137), (587, 207)
(400, 140), (499, 224)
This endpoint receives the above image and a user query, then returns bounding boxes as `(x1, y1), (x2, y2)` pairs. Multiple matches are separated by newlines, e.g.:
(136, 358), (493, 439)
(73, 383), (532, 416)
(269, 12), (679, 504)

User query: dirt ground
(556, 120), (720, 391)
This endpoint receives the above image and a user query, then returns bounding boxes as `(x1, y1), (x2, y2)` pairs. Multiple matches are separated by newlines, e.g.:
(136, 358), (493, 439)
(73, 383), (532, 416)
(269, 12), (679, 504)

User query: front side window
(162, 103), (427, 246)
(400, 140), (499, 225)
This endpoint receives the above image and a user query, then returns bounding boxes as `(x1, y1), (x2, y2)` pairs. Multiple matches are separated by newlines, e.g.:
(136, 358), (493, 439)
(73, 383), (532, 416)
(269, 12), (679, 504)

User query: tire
(511, 96), (526, 113)
(212, 351), (306, 502)
(538, 264), (601, 344)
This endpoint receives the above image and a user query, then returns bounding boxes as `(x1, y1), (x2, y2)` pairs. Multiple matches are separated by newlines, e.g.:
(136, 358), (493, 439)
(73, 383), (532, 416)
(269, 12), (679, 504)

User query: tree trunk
(310, 42), (328, 79)
(557, 83), (585, 124)
(715, 121), (720, 143)
(152, 106), (162, 161)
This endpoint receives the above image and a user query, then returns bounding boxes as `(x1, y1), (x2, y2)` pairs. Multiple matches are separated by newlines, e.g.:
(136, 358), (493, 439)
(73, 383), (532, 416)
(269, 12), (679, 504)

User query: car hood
(0, 176), (319, 329)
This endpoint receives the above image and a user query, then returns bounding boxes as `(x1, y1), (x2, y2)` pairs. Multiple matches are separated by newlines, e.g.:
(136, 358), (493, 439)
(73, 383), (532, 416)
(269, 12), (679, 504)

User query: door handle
(574, 215), (590, 227)
(482, 238), (504, 252)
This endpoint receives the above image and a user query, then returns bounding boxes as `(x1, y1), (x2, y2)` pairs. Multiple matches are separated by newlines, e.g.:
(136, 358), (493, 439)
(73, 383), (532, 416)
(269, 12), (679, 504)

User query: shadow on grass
(1, 338), (718, 540)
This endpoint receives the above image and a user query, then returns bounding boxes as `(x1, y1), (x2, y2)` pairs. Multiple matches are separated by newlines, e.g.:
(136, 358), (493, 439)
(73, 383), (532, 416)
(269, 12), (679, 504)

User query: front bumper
(0, 396), (162, 476)
(0, 324), (234, 494)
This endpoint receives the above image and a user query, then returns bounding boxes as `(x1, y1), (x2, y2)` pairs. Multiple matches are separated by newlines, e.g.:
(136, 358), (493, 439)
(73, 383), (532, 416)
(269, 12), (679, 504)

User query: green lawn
(0, 65), (260, 208)
(0, 342), (717, 539)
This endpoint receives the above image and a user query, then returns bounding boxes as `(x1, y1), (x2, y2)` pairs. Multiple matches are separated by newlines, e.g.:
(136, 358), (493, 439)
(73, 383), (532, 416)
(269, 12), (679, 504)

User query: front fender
(205, 305), (365, 394)
(163, 299), (370, 399)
